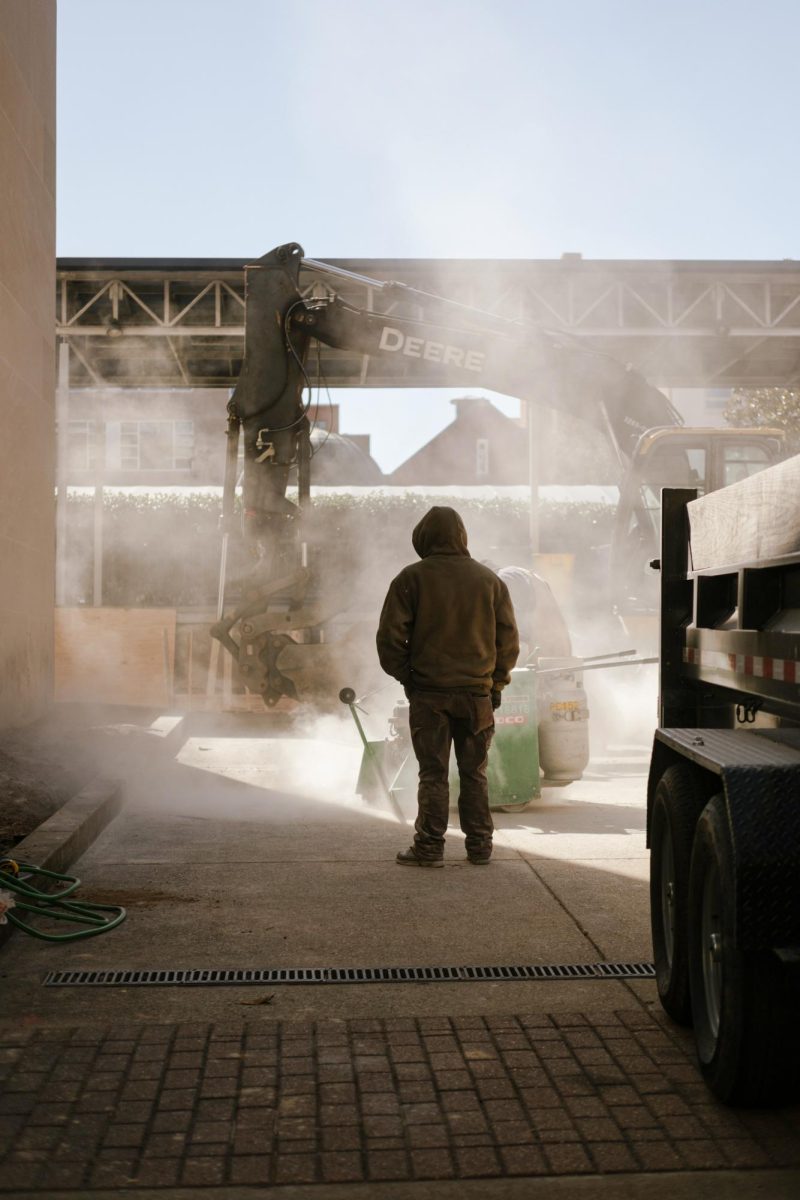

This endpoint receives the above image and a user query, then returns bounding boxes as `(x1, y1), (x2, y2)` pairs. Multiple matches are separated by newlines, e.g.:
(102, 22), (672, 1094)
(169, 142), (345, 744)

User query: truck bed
(653, 726), (800, 773)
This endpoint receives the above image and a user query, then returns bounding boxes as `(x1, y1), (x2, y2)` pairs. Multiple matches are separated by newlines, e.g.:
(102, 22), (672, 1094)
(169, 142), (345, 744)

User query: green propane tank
(354, 669), (540, 812)
(448, 667), (540, 811)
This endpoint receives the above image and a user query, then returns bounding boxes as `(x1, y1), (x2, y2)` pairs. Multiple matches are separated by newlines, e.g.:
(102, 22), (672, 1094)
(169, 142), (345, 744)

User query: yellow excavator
(210, 243), (784, 707)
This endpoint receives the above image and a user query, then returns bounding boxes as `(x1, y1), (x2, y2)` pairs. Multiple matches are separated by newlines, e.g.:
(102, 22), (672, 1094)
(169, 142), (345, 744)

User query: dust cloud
(54, 295), (662, 810)
(179, 719), (365, 812)
(57, 470), (658, 777)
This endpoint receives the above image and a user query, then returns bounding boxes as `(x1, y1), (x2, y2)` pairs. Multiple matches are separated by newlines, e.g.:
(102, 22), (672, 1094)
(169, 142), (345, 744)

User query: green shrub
(63, 491), (615, 607)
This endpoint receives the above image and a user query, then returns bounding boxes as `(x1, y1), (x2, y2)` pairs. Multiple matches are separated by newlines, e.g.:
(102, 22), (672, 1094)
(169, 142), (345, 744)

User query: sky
(57, 0), (800, 471)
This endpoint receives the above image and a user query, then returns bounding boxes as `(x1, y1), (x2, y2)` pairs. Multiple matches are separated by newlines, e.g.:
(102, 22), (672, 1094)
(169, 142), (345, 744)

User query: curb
(0, 777), (122, 951)
(6, 776), (124, 877)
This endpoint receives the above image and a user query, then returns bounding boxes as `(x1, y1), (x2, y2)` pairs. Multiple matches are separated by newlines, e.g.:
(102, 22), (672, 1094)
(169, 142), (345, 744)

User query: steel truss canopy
(57, 255), (800, 390)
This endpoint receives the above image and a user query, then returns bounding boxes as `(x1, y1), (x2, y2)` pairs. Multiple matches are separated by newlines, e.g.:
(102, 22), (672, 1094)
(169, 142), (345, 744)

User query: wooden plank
(55, 608), (177, 707)
(205, 638), (220, 707)
(186, 631), (194, 697)
(169, 691), (266, 713)
(688, 453), (800, 570)
(222, 646), (233, 709)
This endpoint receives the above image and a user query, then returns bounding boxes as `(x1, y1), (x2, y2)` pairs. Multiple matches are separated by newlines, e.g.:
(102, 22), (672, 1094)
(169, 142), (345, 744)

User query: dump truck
(648, 453), (800, 1104)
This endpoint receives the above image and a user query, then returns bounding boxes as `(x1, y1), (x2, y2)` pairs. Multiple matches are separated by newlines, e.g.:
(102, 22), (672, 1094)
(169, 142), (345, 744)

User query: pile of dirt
(0, 709), (110, 850)
(0, 736), (82, 850)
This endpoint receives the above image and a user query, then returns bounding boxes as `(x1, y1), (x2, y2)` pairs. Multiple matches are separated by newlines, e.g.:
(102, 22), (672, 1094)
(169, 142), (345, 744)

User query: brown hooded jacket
(376, 506), (520, 694)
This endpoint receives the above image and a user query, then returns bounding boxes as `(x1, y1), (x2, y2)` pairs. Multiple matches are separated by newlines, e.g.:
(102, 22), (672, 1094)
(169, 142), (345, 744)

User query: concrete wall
(0, 1), (57, 726)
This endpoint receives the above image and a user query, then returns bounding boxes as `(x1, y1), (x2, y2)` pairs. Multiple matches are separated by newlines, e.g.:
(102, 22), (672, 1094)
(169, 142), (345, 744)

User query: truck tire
(688, 793), (799, 1105)
(649, 765), (705, 1024)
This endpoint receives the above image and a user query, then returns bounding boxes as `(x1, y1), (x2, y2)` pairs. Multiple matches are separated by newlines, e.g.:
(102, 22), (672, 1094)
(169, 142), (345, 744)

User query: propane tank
(536, 656), (590, 785)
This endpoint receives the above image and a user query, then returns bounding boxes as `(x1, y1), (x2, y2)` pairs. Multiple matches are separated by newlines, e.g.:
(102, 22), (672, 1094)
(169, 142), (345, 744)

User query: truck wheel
(688, 793), (799, 1105)
(649, 765), (705, 1024)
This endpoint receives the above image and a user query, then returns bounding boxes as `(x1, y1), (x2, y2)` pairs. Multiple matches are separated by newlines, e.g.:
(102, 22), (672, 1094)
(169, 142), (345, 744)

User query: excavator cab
(611, 427), (785, 643)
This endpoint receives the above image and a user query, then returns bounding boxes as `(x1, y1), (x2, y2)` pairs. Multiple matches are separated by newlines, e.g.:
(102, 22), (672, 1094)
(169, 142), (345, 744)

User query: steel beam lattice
(57, 257), (800, 390)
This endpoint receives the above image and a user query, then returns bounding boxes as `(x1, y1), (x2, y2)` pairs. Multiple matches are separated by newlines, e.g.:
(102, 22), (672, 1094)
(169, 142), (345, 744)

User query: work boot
(467, 854), (491, 865)
(396, 847), (444, 868)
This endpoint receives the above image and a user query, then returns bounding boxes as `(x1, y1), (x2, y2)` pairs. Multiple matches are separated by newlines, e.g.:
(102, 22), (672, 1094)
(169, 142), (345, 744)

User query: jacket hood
(412, 506), (470, 558)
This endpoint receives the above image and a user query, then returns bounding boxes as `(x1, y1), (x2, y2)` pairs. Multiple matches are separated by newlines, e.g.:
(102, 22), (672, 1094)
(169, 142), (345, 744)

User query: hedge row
(62, 492), (616, 607)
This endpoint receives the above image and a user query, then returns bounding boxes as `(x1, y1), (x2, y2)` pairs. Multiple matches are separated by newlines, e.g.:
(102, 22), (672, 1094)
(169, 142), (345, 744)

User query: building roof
(390, 397), (527, 486)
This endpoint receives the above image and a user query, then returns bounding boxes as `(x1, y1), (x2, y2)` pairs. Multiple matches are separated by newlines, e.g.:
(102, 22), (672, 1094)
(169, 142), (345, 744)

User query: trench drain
(43, 962), (655, 988)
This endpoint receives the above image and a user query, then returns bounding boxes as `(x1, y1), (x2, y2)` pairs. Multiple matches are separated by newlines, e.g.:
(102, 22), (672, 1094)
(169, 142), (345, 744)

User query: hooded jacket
(376, 506), (520, 694)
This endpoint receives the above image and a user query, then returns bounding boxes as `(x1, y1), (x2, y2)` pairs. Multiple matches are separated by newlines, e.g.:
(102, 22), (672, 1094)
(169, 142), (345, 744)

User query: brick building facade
(64, 391), (382, 486)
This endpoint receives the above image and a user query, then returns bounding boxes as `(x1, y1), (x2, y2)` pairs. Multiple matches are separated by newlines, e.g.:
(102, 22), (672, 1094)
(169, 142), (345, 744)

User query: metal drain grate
(44, 961), (655, 988)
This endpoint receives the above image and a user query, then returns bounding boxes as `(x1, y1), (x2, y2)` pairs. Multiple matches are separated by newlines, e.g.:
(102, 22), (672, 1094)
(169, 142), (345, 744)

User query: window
(119, 422), (140, 470)
(476, 438), (490, 478)
(66, 421), (95, 471)
(174, 420), (194, 470)
(637, 446), (708, 546)
(112, 420), (195, 471)
(722, 443), (771, 487)
(641, 446), (707, 509)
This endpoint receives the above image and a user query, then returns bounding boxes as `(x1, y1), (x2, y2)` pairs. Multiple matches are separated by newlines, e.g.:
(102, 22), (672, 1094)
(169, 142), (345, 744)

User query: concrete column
(92, 420), (105, 606)
(527, 400), (540, 555)
(0, 2), (57, 727)
(55, 340), (69, 606)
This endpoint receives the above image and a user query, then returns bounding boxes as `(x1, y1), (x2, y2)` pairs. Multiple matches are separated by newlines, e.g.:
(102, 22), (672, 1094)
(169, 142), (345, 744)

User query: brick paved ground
(0, 1008), (798, 1192)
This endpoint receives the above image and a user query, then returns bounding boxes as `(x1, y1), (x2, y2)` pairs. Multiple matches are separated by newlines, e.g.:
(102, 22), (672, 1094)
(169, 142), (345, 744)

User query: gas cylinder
(536, 657), (590, 785)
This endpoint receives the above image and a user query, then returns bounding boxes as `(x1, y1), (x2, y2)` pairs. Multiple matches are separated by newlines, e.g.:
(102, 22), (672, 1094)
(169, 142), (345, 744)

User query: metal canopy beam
(57, 256), (800, 390)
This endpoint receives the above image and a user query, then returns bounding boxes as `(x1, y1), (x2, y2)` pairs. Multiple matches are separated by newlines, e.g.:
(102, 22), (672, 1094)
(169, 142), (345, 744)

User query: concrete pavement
(1, 712), (652, 1023)
(1, 708), (798, 1194)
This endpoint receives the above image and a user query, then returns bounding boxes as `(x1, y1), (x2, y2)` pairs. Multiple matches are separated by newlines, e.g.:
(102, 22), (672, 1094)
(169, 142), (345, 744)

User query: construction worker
(496, 566), (572, 661)
(376, 507), (519, 867)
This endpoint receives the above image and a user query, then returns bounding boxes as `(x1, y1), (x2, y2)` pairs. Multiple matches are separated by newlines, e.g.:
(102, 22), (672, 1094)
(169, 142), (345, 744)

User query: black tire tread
(650, 764), (706, 1024)
(688, 794), (800, 1106)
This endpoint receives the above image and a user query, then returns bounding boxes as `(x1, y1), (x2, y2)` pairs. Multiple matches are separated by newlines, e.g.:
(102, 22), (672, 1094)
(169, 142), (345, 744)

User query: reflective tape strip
(683, 647), (800, 683)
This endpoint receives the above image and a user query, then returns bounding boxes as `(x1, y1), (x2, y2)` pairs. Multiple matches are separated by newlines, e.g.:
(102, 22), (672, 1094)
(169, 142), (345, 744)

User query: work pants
(407, 690), (495, 861)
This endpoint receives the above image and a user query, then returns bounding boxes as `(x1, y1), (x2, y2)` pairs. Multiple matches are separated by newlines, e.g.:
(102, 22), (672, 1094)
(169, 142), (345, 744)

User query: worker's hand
(491, 690), (502, 710)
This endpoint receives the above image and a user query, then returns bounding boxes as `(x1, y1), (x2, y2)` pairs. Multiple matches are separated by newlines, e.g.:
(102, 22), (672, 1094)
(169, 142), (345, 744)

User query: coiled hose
(0, 859), (125, 942)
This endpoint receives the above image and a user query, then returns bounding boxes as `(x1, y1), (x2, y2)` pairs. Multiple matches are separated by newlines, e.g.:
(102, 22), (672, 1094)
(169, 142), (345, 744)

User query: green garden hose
(0, 859), (126, 942)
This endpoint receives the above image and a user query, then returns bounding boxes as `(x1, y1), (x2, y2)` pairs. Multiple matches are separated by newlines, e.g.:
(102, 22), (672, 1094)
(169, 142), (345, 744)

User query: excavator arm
(232, 243), (677, 528)
(213, 242), (680, 706)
